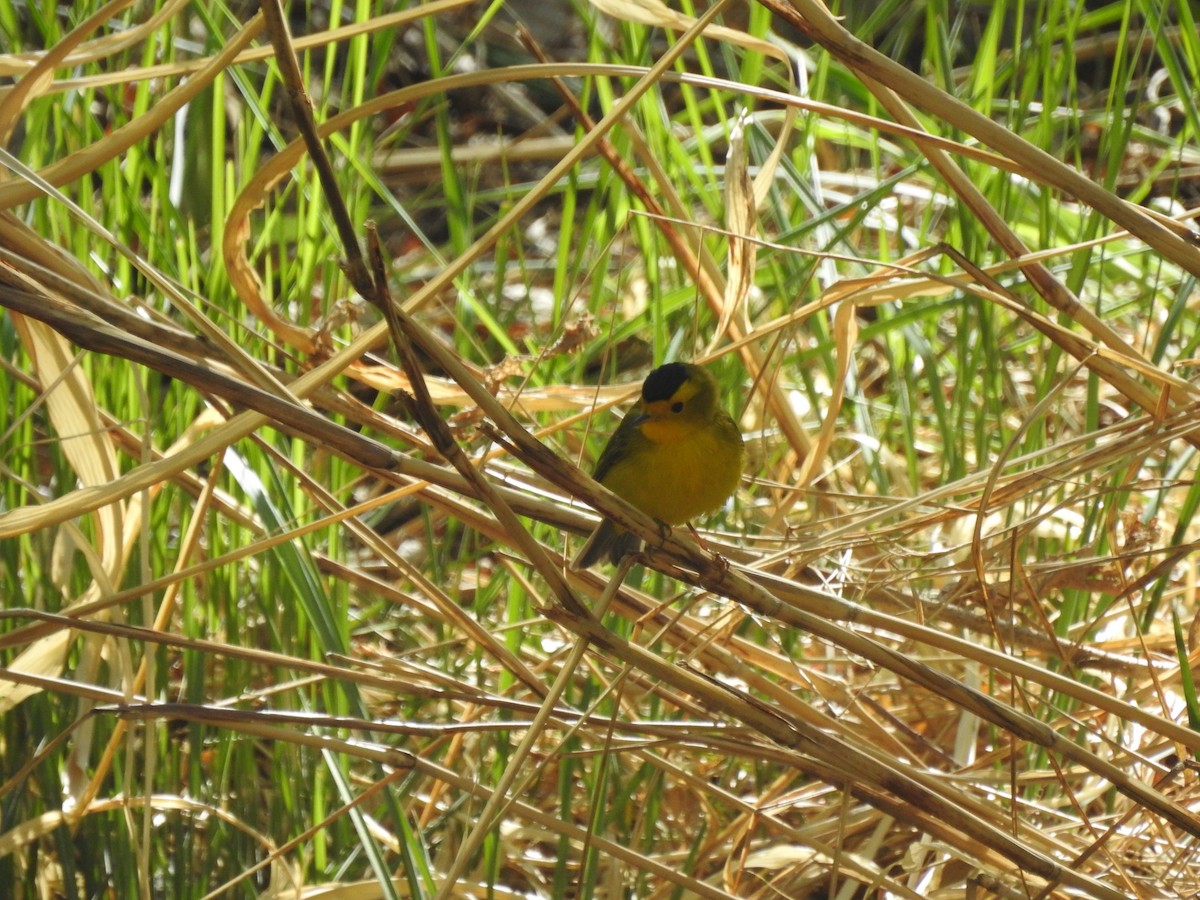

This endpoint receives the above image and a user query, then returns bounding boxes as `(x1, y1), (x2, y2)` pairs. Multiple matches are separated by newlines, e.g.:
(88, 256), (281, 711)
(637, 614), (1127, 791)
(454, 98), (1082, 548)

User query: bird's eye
(671, 401), (684, 413)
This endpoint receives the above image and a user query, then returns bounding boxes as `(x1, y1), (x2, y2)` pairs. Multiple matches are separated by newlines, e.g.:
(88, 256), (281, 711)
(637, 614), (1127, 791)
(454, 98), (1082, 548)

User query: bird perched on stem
(572, 361), (744, 569)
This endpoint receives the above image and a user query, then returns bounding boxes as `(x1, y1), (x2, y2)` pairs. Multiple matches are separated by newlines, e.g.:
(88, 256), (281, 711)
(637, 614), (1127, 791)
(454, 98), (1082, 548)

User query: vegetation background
(2, 0), (1200, 897)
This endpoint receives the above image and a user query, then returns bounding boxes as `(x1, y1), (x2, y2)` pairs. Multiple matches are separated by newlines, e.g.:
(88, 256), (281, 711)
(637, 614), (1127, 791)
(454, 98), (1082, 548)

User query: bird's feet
(686, 523), (730, 573)
(655, 518), (674, 546)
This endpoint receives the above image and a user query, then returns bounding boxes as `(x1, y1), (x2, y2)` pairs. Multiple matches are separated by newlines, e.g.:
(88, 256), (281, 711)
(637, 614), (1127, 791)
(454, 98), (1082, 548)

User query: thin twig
(259, 0), (375, 299)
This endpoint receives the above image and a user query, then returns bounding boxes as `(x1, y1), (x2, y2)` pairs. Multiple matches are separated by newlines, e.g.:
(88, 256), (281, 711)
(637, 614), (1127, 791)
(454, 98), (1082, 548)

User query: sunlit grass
(1, 0), (1199, 897)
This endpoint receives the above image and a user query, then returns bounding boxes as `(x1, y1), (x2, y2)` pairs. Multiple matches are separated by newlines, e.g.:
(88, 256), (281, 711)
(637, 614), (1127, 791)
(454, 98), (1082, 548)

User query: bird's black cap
(641, 362), (690, 402)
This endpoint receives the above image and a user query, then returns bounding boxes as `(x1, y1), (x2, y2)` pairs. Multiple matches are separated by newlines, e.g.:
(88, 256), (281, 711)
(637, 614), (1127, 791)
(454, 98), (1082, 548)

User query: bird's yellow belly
(601, 427), (741, 524)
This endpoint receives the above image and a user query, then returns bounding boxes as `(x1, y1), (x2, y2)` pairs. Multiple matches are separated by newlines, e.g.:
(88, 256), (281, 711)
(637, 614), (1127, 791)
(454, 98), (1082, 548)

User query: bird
(572, 361), (744, 569)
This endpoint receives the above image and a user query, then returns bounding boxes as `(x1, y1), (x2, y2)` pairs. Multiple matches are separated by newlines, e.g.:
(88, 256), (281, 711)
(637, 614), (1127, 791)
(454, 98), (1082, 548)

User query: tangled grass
(2, 0), (1200, 897)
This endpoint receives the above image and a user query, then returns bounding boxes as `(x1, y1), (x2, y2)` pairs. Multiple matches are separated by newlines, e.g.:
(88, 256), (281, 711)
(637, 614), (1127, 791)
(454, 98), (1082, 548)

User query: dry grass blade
(761, 0), (1200, 276)
(0, 13), (264, 212)
(714, 109), (755, 348)
(0, 0), (135, 144)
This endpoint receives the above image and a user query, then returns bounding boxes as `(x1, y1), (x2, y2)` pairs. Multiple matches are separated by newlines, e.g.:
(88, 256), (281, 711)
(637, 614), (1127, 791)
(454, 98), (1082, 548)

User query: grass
(2, 0), (1200, 897)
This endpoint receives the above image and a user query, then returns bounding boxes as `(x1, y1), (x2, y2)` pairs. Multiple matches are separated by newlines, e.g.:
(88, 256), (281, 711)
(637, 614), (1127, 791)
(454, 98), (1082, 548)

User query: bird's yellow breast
(599, 417), (743, 524)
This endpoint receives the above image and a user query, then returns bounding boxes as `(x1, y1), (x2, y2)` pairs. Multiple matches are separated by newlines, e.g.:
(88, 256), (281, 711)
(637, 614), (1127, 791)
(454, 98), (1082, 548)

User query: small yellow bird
(573, 361), (744, 569)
